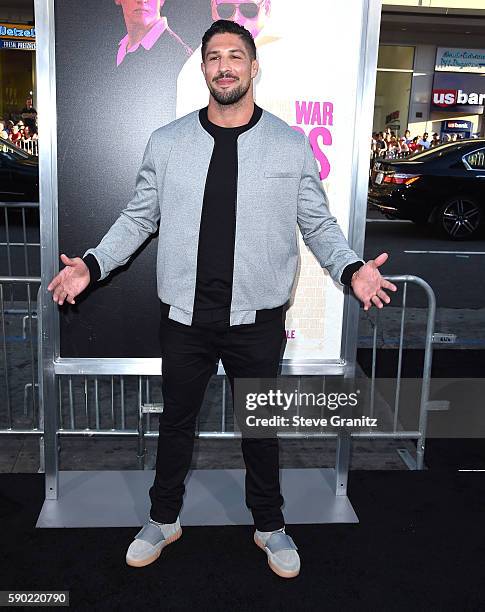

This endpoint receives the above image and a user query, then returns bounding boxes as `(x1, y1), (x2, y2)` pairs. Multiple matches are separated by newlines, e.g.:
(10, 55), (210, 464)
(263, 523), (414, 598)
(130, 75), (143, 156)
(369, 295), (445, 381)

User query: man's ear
(201, 61), (206, 78)
(251, 58), (259, 79)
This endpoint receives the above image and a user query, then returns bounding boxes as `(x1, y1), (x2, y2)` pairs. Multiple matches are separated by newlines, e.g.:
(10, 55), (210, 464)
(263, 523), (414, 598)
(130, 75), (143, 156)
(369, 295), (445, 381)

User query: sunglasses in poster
(216, 2), (262, 19)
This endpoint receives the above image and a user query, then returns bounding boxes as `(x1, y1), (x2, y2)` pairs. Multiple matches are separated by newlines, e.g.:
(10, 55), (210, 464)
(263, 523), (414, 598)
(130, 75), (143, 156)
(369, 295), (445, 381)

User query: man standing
(418, 132), (431, 150)
(430, 132), (440, 148)
(48, 20), (396, 579)
(20, 98), (37, 133)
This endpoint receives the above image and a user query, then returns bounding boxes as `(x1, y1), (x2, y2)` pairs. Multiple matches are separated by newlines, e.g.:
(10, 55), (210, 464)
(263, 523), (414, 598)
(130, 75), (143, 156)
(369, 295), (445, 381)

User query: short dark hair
(201, 19), (257, 61)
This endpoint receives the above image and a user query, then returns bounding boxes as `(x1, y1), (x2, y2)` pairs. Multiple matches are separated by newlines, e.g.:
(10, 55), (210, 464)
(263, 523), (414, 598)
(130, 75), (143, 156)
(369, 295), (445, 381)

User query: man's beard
(209, 78), (251, 106)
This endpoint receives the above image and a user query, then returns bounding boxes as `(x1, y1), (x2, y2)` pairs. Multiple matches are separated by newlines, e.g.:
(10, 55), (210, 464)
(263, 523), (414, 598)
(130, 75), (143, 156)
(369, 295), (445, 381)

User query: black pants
(149, 310), (287, 531)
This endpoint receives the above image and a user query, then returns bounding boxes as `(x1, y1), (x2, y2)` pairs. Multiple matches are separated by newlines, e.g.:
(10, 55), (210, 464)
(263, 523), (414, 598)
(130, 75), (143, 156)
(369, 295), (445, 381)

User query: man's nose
(218, 56), (231, 72)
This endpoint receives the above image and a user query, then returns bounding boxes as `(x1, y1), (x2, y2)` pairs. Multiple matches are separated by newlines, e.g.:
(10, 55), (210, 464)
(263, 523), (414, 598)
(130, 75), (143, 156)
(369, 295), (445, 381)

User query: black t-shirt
(20, 107), (37, 131)
(192, 105), (263, 323)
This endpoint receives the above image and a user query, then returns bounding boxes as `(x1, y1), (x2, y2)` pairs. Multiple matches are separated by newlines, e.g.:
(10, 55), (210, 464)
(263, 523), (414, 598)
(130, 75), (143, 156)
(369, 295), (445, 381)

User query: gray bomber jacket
(85, 108), (361, 326)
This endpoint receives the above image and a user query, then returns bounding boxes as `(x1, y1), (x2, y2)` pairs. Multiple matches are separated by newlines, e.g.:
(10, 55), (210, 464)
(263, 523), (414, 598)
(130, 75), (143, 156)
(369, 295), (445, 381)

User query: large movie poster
(56, 0), (365, 360)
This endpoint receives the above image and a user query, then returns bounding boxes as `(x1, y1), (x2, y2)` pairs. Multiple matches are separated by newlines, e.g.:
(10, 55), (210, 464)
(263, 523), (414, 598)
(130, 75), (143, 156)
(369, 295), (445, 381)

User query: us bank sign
(431, 70), (485, 112)
(433, 88), (485, 107)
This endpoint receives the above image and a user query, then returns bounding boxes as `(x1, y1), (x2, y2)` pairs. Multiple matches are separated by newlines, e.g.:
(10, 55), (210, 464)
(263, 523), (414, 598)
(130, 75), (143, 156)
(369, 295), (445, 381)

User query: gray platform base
(36, 468), (358, 528)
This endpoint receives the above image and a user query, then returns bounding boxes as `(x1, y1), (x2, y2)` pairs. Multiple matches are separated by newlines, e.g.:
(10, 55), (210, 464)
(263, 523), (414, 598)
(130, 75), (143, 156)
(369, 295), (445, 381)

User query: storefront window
(378, 45), (415, 71)
(0, 50), (34, 119)
(373, 45), (415, 135)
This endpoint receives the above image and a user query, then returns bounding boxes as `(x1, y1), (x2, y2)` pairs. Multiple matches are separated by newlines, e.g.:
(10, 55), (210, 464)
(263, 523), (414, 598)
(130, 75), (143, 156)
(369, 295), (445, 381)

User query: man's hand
(351, 252), (397, 311)
(47, 254), (90, 306)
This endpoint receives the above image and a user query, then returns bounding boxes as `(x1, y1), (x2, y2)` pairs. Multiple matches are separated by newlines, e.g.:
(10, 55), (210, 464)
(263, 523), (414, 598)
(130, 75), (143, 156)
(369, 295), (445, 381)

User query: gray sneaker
(126, 517), (182, 567)
(254, 527), (300, 578)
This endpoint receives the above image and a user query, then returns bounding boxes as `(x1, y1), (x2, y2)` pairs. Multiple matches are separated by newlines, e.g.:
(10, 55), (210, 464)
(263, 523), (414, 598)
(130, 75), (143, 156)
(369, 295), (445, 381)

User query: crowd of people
(371, 127), (463, 160)
(0, 99), (38, 155)
(0, 119), (38, 143)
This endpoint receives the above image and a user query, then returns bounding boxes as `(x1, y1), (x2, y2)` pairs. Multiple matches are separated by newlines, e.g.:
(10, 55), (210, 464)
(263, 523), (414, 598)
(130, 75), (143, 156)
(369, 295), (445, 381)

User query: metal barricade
(364, 275), (436, 470)
(0, 277), (41, 433)
(0, 139), (38, 157)
(17, 139), (39, 157)
(1, 202), (40, 279)
(0, 275), (437, 472)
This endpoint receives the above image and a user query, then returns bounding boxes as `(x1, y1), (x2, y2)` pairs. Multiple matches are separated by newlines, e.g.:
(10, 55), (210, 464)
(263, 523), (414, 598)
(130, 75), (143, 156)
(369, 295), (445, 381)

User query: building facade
(0, 0), (35, 122)
(376, 1), (485, 139)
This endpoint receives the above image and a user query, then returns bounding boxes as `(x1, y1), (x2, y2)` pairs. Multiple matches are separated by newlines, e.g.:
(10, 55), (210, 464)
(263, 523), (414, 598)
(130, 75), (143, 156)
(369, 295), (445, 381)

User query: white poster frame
(35, 0), (382, 499)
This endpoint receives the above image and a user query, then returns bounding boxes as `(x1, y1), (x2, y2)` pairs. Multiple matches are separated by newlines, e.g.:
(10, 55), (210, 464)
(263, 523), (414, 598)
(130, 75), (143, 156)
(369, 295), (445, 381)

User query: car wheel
(437, 196), (483, 240)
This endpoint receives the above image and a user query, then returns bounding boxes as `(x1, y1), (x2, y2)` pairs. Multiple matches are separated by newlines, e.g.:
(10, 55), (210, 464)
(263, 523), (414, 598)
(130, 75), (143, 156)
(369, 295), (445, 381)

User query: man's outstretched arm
(47, 134), (160, 305)
(296, 136), (397, 310)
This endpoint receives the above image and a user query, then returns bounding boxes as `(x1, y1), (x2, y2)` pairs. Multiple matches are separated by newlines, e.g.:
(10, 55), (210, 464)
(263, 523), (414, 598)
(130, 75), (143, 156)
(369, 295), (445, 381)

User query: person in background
(20, 98), (37, 133)
(22, 126), (33, 142)
(430, 133), (440, 148)
(398, 136), (409, 154)
(0, 120), (8, 139)
(404, 129), (412, 144)
(408, 136), (420, 154)
(418, 132), (430, 150)
(387, 135), (400, 157)
(375, 132), (387, 155)
(370, 133), (377, 158)
(9, 124), (21, 145)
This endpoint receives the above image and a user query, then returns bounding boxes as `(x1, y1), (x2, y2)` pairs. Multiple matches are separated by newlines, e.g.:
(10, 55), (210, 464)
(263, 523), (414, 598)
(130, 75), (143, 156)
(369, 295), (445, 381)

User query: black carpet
(2, 468), (485, 611)
(357, 348), (485, 378)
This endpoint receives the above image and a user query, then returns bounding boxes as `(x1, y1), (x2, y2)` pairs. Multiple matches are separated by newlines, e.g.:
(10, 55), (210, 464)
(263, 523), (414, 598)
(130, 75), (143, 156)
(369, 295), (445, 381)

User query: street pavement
(363, 214), (485, 348)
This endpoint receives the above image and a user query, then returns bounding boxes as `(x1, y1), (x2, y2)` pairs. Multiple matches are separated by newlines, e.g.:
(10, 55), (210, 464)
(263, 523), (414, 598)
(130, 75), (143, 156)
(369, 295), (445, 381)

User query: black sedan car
(0, 137), (39, 202)
(369, 139), (485, 240)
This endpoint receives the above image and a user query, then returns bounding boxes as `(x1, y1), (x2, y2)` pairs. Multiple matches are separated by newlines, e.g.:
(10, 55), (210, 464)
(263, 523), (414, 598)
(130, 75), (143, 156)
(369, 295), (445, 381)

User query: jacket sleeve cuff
(82, 253), (101, 286)
(340, 260), (365, 287)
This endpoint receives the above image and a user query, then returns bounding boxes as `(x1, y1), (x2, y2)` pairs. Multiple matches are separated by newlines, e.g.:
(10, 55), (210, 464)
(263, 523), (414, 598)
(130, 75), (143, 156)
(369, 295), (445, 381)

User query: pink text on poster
(291, 100), (334, 180)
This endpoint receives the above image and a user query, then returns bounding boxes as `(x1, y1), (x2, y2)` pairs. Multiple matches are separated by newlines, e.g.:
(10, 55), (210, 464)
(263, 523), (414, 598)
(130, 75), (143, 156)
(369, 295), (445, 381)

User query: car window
(407, 141), (476, 161)
(463, 148), (485, 170)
